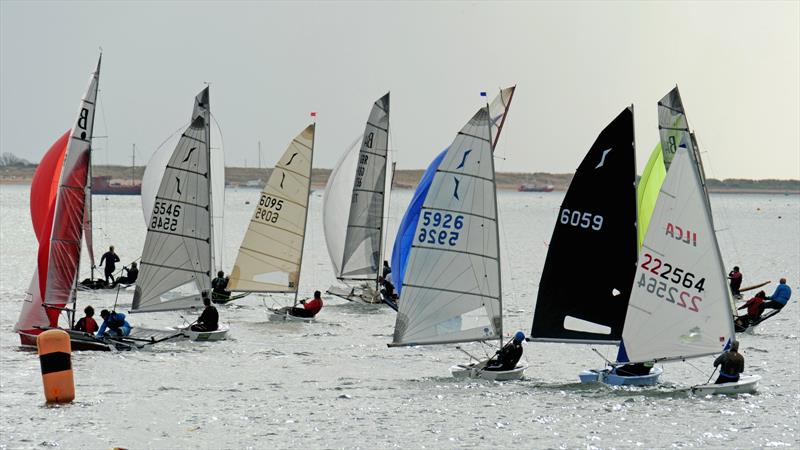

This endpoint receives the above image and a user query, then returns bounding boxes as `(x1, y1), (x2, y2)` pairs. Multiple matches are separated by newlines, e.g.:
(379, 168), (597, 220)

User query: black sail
(530, 107), (637, 343)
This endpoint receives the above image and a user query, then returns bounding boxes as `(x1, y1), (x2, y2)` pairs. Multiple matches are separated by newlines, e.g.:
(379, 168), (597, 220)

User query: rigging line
(210, 112), (226, 271)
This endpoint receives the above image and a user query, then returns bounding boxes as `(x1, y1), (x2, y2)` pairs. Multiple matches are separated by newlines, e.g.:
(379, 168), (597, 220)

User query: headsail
(531, 107), (637, 343)
(43, 56), (101, 311)
(391, 87), (514, 347)
(228, 124), (315, 292)
(637, 143), (666, 249)
(618, 147), (735, 364)
(132, 88), (213, 312)
(323, 93), (390, 281)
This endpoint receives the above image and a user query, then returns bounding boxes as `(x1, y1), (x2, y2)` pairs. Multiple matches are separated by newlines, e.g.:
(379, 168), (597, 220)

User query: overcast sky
(1, 1), (798, 179)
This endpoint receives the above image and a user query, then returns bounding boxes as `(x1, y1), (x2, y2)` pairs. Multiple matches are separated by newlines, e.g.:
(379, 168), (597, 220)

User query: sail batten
(391, 87), (515, 348)
(228, 124), (315, 293)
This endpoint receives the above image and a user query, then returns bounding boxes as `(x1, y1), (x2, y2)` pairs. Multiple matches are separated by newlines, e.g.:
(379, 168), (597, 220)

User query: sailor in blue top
(96, 309), (132, 337)
(764, 278), (791, 310)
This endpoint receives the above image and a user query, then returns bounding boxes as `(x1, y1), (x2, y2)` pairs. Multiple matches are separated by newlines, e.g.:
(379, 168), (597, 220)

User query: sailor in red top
(73, 305), (99, 334)
(299, 291), (324, 317)
(735, 290), (766, 329)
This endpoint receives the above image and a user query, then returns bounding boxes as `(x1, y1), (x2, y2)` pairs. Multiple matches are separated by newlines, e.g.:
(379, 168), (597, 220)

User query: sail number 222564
(418, 211), (464, 246)
(637, 252), (706, 313)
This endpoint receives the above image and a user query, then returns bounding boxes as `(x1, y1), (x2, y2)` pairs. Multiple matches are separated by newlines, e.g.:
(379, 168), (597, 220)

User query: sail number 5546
(560, 208), (603, 230)
(418, 211), (464, 246)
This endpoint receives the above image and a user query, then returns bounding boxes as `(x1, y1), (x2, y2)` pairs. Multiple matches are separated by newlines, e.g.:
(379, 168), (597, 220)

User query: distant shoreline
(2, 165), (798, 195)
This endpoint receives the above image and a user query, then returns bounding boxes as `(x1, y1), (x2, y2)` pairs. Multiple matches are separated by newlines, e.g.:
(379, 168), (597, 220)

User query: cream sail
(228, 124), (315, 293)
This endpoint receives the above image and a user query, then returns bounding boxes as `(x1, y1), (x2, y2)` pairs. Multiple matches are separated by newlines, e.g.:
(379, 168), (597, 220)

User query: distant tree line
(0, 153), (33, 167)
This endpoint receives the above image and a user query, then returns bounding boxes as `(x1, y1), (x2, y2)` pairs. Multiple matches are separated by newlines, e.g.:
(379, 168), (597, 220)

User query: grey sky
(1, 1), (798, 179)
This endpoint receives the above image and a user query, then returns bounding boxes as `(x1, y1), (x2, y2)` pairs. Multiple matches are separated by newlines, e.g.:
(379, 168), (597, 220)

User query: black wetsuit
(100, 251), (120, 283)
(114, 267), (138, 286)
(485, 341), (523, 371)
(192, 306), (219, 331)
(212, 276), (230, 299)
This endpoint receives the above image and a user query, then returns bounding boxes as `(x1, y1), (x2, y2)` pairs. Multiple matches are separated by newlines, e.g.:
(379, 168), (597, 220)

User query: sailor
(713, 340), (744, 384)
(192, 292), (219, 332)
(99, 246), (120, 284)
(96, 309), (132, 337)
(485, 331), (525, 372)
(112, 262), (138, 287)
(728, 266), (743, 298)
(297, 290), (324, 317)
(211, 270), (231, 300)
(378, 275), (395, 300)
(764, 278), (791, 310)
(736, 290), (766, 326)
(73, 305), (98, 335)
(382, 260), (392, 278)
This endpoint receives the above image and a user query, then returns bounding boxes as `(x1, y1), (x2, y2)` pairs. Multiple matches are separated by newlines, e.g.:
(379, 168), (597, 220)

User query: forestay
(618, 147), (735, 364)
(392, 87), (514, 347)
(531, 107), (637, 343)
(132, 88), (213, 312)
(323, 93), (390, 281)
(228, 124), (315, 292)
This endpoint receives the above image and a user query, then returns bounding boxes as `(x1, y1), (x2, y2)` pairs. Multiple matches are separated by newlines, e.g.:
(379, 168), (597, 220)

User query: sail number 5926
(560, 208), (603, 230)
(418, 211), (464, 246)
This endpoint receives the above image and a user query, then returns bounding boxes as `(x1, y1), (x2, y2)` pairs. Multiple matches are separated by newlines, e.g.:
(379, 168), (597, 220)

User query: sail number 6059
(560, 208), (603, 230)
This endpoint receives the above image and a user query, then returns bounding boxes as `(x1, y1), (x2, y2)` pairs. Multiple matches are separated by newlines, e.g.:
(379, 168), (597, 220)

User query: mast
(205, 88), (215, 283)
(484, 93), (502, 346)
(374, 94), (390, 290)
(293, 119), (316, 307)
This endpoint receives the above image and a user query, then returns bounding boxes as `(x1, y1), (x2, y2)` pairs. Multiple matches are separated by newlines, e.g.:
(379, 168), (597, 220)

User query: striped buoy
(37, 329), (74, 403)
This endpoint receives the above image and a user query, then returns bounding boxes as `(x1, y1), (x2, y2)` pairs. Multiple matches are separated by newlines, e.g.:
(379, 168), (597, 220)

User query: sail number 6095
(560, 208), (603, 230)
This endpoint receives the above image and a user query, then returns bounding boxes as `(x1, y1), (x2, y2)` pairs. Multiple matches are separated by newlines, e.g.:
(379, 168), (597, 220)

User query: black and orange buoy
(37, 329), (74, 403)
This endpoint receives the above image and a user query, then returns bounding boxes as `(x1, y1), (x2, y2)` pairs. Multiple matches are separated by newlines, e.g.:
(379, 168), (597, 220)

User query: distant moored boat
(518, 183), (554, 192)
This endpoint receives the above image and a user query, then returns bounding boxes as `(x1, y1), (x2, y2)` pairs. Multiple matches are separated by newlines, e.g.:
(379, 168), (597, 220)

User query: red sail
(28, 131), (69, 327)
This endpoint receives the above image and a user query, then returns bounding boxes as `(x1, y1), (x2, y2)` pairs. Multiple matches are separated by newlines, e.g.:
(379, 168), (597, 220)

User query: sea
(1, 185), (798, 449)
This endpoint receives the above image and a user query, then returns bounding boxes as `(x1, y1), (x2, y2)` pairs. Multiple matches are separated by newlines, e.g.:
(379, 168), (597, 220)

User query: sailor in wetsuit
(485, 331), (525, 372)
(192, 293), (219, 331)
(713, 340), (745, 384)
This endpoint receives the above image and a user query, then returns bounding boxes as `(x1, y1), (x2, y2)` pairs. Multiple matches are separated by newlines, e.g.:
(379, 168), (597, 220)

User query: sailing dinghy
(224, 124), (317, 322)
(526, 107), (664, 386)
(14, 56), (141, 351)
(131, 87), (227, 341)
(615, 106), (758, 393)
(389, 87), (523, 380)
(323, 93), (393, 305)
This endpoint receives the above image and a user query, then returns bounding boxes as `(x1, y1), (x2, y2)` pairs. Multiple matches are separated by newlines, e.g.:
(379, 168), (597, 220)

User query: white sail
(132, 88), (213, 312)
(323, 93), (390, 281)
(210, 143), (225, 272)
(228, 124), (315, 292)
(619, 147), (735, 364)
(142, 139), (174, 225)
(392, 100), (503, 347)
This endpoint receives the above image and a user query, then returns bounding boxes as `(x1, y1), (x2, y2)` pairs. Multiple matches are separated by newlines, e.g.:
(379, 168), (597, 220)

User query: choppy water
(1, 185), (798, 449)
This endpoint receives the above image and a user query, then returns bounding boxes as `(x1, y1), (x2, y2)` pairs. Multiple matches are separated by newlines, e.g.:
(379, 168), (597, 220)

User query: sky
(1, 1), (798, 180)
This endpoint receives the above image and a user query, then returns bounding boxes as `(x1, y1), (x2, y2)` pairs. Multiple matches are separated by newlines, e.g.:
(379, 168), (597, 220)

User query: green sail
(636, 143), (666, 249)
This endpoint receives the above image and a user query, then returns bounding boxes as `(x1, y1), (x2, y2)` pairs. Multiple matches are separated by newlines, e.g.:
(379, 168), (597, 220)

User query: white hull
(267, 309), (315, 323)
(691, 374), (761, 395)
(179, 325), (229, 341)
(449, 363), (527, 381)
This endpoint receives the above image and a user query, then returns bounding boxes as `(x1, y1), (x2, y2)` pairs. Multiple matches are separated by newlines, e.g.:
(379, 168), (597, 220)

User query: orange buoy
(37, 329), (74, 403)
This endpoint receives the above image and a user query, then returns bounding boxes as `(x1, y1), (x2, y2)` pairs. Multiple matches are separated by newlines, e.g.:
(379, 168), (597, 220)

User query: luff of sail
(323, 93), (390, 281)
(531, 107), (637, 343)
(228, 124), (315, 292)
(618, 147), (735, 364)
(391, 87), (514, 347)
(132, 88), (213, 312)
(44, 56), (101, 311)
